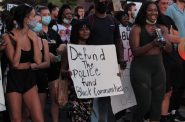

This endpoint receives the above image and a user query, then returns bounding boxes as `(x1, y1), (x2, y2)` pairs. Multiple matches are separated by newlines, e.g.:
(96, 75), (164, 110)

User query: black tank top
(11, 39), (34, 63)
(140, 26), (157, 46)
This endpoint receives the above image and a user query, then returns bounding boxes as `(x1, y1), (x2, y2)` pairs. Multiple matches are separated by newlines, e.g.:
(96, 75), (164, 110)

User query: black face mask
(96, 2), (108, 14)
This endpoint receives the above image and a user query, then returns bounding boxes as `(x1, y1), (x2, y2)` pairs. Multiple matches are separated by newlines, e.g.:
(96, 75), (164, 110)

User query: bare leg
(23, 86), (44, 122)
(6, 92), (22, 122)
(39, 93), (47, 111)
(161, 90), (172, 115)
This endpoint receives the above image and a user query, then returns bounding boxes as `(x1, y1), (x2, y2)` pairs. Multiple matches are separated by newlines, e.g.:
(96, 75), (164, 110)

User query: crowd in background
(0, 0), (185, 122)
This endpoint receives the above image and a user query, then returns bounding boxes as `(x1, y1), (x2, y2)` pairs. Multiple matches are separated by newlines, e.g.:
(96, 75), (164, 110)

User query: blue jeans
(91, 97), (116, 122)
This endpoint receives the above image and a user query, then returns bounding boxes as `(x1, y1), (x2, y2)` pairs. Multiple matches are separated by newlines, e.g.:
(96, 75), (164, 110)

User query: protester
(129, 1), (172, 122)
(86, 0), (126, 121)
(38, 6), (63, 122)
(52, 4), (72, 44)
(2, 4), (43, 122)
(156, 0), (184, 122)
(58, 19), (93, 122)
(125, 3), (137, 24)
(74, 6), (85, 20)
(166, 0), (185, 121)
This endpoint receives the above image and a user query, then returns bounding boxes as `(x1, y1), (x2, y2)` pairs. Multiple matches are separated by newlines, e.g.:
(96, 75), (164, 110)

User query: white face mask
(63, 18), (71, 24)
(131, 10), (137, 19)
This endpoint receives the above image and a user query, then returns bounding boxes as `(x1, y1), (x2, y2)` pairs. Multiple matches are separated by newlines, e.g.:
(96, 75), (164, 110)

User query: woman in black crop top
(129, 2), (172, 122)
(2, 4), (44, 122)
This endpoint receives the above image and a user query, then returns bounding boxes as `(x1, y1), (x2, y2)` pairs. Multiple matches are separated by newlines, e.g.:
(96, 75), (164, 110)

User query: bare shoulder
(131, 25), (141, 33)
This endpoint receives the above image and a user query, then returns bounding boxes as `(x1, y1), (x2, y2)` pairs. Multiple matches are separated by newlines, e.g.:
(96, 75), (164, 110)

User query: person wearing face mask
(125, 3), (137, 24)
(86, 0), (126, 122)
(2, 4), (43, 122)
(52, 4), (72, 44)
(22, 14), (50, 122)
(38, 6), (63, 122)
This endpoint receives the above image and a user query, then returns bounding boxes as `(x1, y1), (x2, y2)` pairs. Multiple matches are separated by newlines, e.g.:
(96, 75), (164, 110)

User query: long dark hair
(135, 1), (161, 27)
(70, 19), (91, 44)
(6, 4), (33, 31)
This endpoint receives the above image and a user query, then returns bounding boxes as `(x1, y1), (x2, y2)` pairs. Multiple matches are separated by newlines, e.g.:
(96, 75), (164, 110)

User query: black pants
(169, 61), (184, 111)
(130, 55), (165, 121)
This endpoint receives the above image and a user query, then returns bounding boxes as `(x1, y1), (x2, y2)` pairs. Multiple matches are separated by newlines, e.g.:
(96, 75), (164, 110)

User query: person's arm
(31, 39), (50, 69)
(161, 26), (172, 53)
(28, 30), (41, 64)
(129, 25), (158, 56)
(2, 33), (22, 68)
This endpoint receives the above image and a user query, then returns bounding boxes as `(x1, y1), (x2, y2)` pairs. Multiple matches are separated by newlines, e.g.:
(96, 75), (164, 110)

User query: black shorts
(35, 70), (48, 93)
(6, 69), (36, 94)
(46, 62), (61, 82)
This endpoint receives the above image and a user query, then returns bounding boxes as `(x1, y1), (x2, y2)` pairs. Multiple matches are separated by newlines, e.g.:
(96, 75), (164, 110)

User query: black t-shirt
(87, 14), (121, 45)
(158, 14), (182, 67)
(40, 28), (62, 55)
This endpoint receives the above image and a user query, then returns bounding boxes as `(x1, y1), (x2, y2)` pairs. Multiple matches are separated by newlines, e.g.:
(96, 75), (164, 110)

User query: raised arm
(31, 39), (50, 69)
(28, 30), (42, 64)
(2, 33), (22, 68)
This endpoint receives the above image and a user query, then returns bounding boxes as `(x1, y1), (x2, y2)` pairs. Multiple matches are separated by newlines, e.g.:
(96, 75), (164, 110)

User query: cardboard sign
(113, 0), (123, 11)
(111, 25), (136, 114)
(67, 44), (124, 98)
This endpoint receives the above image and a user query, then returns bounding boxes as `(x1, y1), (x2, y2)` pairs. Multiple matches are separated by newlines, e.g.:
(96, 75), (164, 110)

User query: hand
(49, 53), (56, 63)
(61, 70), (72, 78)
(56, 44), (67, 55)
(152, 38), (164, 47)
(30, 63), (37, 69)
(27, 30), (38, 43)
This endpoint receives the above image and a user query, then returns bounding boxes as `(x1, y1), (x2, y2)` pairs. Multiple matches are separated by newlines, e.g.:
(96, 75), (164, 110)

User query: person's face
(79, 26), (90, 41)
(146, 3), (158, 23)
(40, 9), (50, 17)
(131, 5), (137, 18)
(24, 9), (36, 25)
(168, 0), (174, 5)
(51, 7), (59, 18)
(158, 0), (169, 14)
(120, 14), (129, 26)
(63, 8), (72, 20)
(78, 8), (85, 18)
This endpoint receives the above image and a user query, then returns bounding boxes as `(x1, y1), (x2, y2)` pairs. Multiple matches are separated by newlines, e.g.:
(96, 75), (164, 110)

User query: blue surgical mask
(27, 20), (37, 29)
(32, 22), (42, 33)
(42, 16), (51, 26)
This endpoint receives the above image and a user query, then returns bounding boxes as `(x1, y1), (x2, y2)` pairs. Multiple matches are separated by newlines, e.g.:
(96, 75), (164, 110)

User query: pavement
(1, 100), (185, 122)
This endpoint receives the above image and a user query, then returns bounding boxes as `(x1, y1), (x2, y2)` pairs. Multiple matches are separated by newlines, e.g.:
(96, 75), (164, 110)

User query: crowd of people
(0, 0), (185, 122)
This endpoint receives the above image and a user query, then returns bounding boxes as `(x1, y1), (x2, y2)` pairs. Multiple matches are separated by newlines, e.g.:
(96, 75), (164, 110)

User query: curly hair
(135, 1), (161, 27)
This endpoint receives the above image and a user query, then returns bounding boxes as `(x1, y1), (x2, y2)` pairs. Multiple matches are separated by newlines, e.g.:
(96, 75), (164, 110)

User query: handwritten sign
(67, 44), (124, 98)
(0, 62), (6, 111)
(6, 4), (17, 11)
(111, 25), (136, 114)
(113, 0), (123, 11)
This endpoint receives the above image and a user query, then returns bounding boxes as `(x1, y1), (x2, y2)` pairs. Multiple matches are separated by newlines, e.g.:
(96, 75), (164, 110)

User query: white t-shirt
(52, 24), (72, 43)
